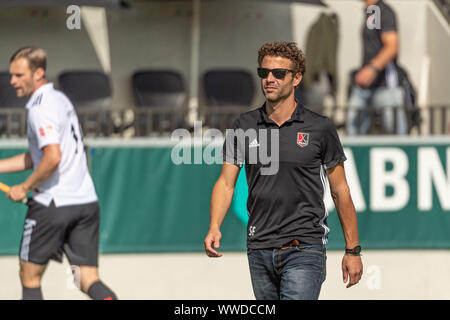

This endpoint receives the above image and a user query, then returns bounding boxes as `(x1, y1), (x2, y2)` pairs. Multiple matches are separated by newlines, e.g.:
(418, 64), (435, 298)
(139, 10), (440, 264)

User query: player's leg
(346, 86), (371, 135)
(79, 266), (116, 300)
(18, 200), (66, 300)
(76, 265), (99, 292)
(64, 202), (118, 300)
(279, 244), (326, 300)
(373, 87), (407, 135)
(69, 264), (116, 300)
(247, 248), (280, 300)
(19, 259), (47, 300)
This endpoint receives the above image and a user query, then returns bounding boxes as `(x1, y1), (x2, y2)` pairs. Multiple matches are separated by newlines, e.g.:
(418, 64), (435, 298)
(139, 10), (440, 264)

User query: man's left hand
(7, 184), (29, 203)
(342, 255), (363, 288)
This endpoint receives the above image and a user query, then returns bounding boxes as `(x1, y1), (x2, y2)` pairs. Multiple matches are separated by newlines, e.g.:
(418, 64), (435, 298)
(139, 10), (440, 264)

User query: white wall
(426, 2), (450, 106)
(106, 2), (193, 111)
(198, 1), (294, 112)
(0, 7), (102, 84)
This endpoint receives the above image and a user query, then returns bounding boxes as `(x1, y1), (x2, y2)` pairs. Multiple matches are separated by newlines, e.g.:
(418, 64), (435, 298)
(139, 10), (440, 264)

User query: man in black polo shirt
(204, 42), (363, 300)
(346, 0), (407, 135)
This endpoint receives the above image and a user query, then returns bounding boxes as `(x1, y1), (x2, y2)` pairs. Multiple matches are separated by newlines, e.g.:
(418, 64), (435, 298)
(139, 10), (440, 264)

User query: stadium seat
(0, 72), (27, 136)
(203, 69), (254, 107)
(131, 70), (187, 135)
(58, 70), (112, 108)
(203, 69), (255, 130)
(132, 70), (185, 108)
(58, 70), (113, 136)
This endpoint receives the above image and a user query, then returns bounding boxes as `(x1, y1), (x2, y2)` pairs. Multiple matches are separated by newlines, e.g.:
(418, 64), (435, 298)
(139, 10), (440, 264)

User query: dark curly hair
(257, 41), (306, 75)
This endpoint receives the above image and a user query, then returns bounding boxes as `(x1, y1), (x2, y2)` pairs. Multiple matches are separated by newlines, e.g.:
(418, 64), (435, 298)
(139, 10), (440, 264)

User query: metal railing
(0, 108), (27, 137)
(326, 104), (450, 135)
(327, 105), (422, 135)
(0, 105), (449, 138)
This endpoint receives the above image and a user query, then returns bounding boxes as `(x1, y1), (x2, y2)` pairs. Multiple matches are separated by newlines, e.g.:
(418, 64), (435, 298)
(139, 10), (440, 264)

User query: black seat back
(58, 71), (112, 108)
(132, 70), (185, 108)
(203, 69), (254, 107)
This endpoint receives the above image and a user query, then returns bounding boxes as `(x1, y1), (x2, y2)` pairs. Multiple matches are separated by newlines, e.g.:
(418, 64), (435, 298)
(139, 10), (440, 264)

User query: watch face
(346, 246), (361, 254)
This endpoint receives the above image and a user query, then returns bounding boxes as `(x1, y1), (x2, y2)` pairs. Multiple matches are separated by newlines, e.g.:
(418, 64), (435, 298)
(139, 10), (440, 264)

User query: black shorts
(19, 199), (100, 266)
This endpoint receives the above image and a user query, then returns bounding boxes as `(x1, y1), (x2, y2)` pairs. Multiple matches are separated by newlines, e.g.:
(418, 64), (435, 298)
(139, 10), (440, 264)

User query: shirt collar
(25, 82), (54, 110)
(257, 99), (305, 125)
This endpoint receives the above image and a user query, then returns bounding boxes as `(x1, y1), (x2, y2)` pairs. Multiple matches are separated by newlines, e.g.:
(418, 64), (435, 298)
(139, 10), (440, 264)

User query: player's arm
(204, 162), (241, 258)
(0, 152), (33, 174)
(8, 144), (61, 202)
(326, 163), (363, 288)
(355, 31), (398, 87)
(327, 163), (359, 248)
(370, 31), (398, 72)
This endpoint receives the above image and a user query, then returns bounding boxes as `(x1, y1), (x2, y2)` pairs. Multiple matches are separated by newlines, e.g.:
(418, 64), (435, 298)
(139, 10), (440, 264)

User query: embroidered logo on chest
(297, 132), (309, 147)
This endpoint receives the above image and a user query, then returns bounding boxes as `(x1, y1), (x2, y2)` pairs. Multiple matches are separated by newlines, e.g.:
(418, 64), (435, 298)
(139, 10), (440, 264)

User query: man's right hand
(204, 228), (223, 258)
(354, 65), (377, 88)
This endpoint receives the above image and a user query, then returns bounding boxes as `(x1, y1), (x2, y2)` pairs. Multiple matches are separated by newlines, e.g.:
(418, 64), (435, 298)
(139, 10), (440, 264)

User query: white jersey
(26, 82), (98, 207)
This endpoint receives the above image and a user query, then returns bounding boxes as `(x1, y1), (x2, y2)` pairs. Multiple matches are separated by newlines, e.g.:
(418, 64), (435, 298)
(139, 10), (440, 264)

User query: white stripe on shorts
(20, 219), (37, 261)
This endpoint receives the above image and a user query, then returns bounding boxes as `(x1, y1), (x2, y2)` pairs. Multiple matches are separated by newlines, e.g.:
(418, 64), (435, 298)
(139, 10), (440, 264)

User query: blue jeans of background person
(247, 244), (326, 300)
(346, 86), (407, 135)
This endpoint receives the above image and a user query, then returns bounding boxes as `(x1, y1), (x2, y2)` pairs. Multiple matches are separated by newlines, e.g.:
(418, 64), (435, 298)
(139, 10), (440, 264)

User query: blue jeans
(247, 244), (326, 300)
(346, 86), (407, 135)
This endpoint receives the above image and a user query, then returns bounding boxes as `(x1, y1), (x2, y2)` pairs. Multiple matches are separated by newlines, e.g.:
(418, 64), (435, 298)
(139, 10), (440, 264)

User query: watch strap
(345, 245), (362, 256)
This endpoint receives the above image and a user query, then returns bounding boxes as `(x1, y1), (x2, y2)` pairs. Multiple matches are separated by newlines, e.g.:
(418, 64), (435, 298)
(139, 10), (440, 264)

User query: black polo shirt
(223, 102), (346, 249)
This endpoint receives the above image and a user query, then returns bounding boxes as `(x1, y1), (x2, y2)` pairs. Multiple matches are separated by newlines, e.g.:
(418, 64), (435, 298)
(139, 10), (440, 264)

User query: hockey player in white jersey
(0, 47), (117, 300)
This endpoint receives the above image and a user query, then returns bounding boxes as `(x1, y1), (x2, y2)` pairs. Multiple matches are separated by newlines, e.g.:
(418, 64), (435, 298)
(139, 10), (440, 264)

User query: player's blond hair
(10, 46), (47, 73)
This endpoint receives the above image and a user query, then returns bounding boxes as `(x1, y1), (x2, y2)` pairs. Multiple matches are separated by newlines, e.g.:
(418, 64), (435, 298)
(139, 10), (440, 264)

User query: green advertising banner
(0, 147), (30, 255)
(328, 140), (450, 249)
(231, 140), (450, 250)
(89, 146), (246, 253)
(0, 137), (449, 256)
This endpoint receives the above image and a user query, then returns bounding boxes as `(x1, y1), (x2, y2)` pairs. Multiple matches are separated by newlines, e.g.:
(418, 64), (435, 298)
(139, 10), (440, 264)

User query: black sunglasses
(257, 68), (296, 80)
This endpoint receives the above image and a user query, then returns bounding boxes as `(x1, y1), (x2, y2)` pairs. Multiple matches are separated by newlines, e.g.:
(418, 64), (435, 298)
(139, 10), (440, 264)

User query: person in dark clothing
(204, 42), (363, 300)
(346, 0), (408, 135)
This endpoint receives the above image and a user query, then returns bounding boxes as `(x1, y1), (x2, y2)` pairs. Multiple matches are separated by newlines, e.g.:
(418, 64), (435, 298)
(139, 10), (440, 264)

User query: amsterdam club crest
(297, 132), (309, 147)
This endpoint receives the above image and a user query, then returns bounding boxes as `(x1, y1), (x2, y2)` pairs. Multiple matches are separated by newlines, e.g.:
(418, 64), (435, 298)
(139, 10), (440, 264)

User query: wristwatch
(345, 245), (362, 256)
